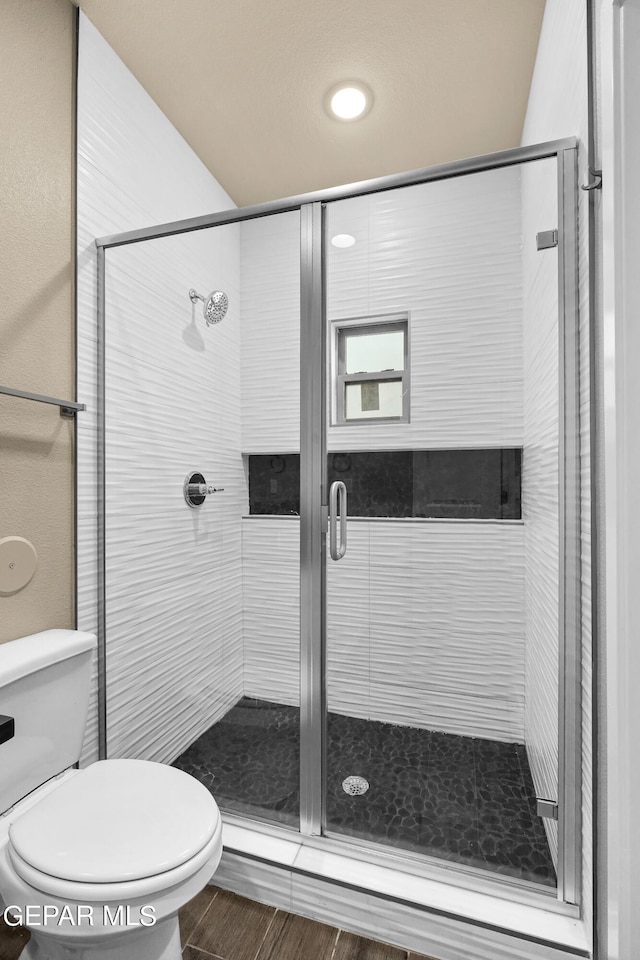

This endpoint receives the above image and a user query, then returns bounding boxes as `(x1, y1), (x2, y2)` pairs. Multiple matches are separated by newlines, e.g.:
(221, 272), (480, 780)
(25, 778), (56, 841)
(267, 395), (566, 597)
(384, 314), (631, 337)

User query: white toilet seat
(8, 825), (222, 902)
(7, 758), (221, 900)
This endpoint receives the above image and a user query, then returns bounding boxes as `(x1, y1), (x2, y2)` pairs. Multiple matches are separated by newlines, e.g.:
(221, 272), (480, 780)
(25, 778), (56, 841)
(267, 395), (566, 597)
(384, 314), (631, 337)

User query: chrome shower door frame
(94, 137), (582, 908)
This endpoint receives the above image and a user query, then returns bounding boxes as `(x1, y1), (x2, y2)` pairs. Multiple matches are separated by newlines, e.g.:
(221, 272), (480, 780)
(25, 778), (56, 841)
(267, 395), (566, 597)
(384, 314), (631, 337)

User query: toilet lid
(9, 759), (219, 883)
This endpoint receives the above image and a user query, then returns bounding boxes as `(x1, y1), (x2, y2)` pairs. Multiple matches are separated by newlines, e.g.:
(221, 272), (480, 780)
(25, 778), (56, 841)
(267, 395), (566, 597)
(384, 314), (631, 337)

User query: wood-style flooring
(0, 885), (437, 960)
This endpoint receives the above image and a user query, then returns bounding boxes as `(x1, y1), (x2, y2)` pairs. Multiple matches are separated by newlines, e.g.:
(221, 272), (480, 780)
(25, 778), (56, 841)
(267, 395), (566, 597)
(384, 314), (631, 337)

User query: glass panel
(104, 209), (301, 830)
(324, 158), (560, 888)
(345, 330), (404, 373)
(345, 379), (403, 419)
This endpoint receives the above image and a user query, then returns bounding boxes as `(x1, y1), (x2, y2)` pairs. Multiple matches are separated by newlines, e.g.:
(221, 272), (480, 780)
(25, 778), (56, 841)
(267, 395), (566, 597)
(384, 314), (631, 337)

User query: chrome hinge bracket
(536, 798), (559, 820)
(536, 229), (558, 251)
(581, 168), (603, 191)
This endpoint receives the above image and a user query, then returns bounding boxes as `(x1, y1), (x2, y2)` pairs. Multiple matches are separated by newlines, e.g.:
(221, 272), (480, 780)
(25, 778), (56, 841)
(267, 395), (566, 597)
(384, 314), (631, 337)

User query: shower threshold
(173, 697), (556, 888)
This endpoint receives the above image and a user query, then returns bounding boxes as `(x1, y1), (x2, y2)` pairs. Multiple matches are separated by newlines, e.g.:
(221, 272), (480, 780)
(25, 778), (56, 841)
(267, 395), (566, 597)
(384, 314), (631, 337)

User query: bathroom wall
(102, 232), (243, 763)
(0, 0), (75, 644)
(76, 12), (242, 764)
(243, 517), (526, 740)
(241, 173), (528, 741)
(324, 175), (523, 452)
(520, 0), (590, 927)
(239, 211), (302, 711)
(240, 211), (301, 454)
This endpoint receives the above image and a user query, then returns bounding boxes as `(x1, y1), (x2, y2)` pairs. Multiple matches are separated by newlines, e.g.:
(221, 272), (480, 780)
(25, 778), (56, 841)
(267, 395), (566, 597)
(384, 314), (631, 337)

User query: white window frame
(331, 313), (410, 426)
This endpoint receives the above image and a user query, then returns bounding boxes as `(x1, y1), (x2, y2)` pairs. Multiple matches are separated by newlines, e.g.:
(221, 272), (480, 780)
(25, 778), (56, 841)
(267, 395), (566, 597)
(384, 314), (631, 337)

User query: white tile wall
(241, 169), (524, 453)
(76, 13), (241, 764)
(240, 214), (301, 453)
(243, 518), (525, 741)
(103, 234), (243, 762)
(325, 172), (523, 451)
(520, 0), (591, 930)
(242, 518), (300, 706)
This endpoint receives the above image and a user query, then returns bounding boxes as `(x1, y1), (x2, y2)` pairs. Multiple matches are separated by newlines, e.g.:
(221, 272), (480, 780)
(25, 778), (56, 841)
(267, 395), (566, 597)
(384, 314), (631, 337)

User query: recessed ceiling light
(326, 82), (373, 121)
(331, 234), (356, 248)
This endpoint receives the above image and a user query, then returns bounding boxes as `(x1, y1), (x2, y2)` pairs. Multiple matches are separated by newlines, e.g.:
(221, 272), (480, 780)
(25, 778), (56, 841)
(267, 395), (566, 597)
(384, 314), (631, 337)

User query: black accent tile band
(248, 449), (521, 520)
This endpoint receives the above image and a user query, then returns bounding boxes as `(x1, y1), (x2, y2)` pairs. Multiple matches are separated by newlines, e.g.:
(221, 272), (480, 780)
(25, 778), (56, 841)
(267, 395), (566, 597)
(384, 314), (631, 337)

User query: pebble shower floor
(173, 697), (556, 886)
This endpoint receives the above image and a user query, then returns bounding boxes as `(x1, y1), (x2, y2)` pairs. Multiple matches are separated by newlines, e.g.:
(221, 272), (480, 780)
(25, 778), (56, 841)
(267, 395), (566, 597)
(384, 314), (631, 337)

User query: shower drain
(342, 775), (370, 796)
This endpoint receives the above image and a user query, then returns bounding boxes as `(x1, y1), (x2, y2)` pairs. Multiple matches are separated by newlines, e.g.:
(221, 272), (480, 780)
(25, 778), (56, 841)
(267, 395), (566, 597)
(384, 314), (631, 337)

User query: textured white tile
(222, 822), (300, 867)
(245, 518), (525, 739)
(292, 844), (585, 953)
(212, 840), (587, 960)
(240, 213), (301, 453)
(332, 522), (525, 739)
(326, 523), (372, 717)
(102, 228), (243, 762)
(240, 167), (523, 453)
(325, 169), (523, 451)
(289, 868), (581, 960)
(213, 852), (293, 913)
(242, 519), (300, 704)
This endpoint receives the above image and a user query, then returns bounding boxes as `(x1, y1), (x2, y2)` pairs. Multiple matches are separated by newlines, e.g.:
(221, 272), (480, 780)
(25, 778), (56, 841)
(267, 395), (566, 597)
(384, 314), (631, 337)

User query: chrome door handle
(329, 480), (347, 561)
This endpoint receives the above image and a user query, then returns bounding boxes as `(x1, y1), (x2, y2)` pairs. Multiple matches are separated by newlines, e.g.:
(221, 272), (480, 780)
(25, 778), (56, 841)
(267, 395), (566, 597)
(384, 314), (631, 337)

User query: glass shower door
(98, 139), (579, 899)
(103, 209), (302, 829)
(323, 158), (563, 888)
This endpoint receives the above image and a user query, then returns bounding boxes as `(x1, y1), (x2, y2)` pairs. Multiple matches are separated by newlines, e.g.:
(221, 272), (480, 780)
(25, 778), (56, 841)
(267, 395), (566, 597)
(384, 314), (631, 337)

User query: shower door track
(94, 137), (582, 912)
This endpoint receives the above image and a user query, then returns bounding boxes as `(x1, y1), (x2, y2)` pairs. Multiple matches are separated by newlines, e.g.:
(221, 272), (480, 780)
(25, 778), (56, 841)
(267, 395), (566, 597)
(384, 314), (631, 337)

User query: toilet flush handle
(0, 715), (15, 745)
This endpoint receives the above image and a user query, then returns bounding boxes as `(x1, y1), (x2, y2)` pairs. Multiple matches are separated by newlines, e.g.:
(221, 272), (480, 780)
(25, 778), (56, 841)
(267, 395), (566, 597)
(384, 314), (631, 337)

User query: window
(332, 314), (409, 424)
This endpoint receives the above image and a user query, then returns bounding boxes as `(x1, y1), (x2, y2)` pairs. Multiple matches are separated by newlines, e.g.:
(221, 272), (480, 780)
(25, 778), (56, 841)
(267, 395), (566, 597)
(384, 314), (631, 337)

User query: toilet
(0, 630), (223, 960)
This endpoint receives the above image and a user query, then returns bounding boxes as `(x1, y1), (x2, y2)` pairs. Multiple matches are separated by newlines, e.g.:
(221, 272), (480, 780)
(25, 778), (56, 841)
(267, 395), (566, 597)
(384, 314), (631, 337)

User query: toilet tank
(0, 630), (96, 814)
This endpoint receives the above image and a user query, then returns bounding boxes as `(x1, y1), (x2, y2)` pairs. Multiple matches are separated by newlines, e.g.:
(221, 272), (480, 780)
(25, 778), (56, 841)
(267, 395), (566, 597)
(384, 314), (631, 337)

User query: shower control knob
(190, 483), (223, 496)
(183, 472), (224, 508)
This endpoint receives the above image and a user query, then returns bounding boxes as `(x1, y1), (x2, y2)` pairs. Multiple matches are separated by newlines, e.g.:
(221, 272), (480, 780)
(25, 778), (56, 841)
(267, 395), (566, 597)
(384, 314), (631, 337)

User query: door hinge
(536, 798), (558, 820)
(536, 229), (558, 250)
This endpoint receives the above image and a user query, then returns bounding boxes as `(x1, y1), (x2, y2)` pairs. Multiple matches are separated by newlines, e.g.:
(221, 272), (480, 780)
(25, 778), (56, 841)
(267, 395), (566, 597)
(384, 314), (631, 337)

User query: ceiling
(75, 0), (546, 208)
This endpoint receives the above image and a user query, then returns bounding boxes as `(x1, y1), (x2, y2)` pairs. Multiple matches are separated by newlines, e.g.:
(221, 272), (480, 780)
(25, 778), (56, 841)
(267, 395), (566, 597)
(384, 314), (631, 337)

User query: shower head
(188, 288), (229, 325)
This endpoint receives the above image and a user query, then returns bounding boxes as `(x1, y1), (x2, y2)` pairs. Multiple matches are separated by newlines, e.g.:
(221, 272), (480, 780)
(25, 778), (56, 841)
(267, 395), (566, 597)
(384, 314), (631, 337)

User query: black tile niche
(247, 449), (521, 520)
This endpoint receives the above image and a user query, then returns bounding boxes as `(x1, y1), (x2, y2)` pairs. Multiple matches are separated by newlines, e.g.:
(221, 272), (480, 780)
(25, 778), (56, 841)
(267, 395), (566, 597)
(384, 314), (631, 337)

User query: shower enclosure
(95, 139), (580, 908)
